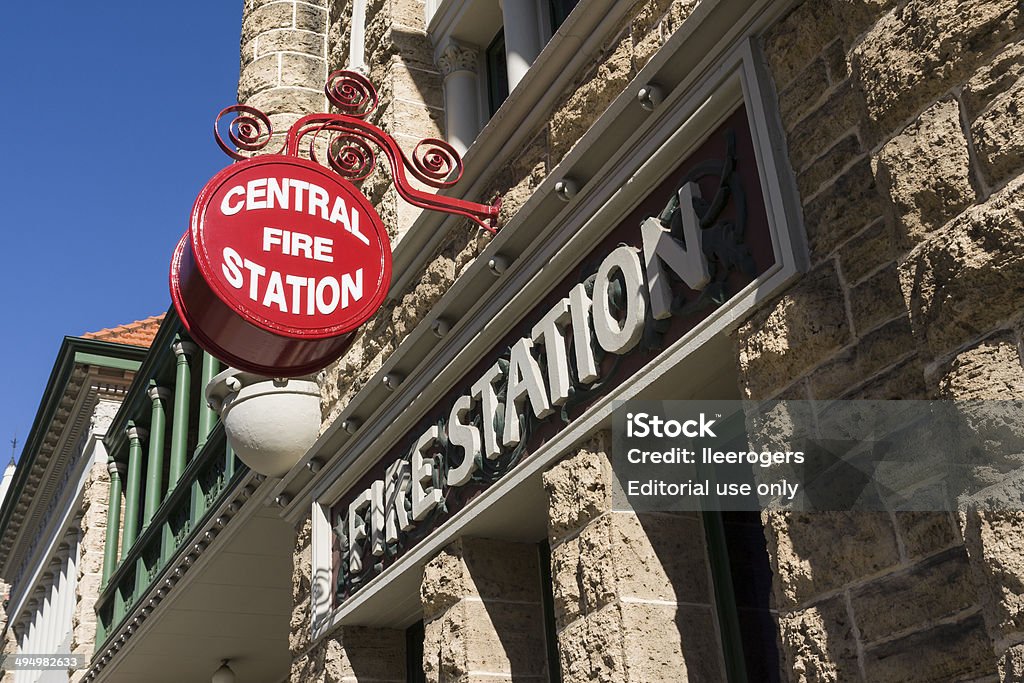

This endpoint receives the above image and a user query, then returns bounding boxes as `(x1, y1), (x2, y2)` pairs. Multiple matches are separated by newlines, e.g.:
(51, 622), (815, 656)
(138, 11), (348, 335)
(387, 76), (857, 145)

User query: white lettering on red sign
(220, 245), (363, 316)
(219, 176), (371, 246)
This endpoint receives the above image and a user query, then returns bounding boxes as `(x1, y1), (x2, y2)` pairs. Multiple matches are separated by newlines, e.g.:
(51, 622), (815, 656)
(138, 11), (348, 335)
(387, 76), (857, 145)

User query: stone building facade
(175, 0), (1024, 680)
(230, 0), (1024, 679)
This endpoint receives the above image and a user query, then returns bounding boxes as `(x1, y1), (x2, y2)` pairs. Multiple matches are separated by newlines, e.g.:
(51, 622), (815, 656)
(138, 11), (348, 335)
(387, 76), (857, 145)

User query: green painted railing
(93, 311), (247, 653)
(94, 425), (243, 650)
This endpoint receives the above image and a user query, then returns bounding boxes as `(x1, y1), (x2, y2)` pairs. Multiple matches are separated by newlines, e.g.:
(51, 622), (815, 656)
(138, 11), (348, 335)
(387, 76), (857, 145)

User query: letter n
(641, 181), (711, 319)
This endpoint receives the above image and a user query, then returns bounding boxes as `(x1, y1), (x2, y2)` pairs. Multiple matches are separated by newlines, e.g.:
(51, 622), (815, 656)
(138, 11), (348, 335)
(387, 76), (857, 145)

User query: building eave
(0, 336), (147, 577)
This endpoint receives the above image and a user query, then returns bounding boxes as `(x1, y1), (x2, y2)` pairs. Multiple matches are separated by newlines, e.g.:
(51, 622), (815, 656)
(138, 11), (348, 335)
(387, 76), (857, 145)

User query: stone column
(239, 0), (329, 140)
(286, 519), (406, 681)
(542, 432), (726, 682)
(290, 627), (407, 682)
(144, 384), (171, 526)
(102, 460), (126, 585)
(437, 41), (481, 156)
(121, 425), (147, 559)
(498, 0), (542, 90)
(935, 335), (1024, 681)
(71, 460), (112, 680)
(169, 338), (197, 486)
(420, 537), (549, 683)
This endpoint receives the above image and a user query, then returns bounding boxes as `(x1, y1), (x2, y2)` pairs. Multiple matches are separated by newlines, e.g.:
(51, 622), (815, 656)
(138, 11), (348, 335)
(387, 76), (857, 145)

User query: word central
(219, 176), (371, 246)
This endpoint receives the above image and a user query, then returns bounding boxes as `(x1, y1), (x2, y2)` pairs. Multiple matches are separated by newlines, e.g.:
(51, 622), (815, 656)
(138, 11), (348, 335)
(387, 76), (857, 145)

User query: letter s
(221, 247), (244, 288)
(633, 413), (649, 437)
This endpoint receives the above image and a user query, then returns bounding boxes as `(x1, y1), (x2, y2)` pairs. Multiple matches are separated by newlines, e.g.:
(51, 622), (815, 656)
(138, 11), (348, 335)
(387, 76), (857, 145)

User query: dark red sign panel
(171, 155), (391, 376)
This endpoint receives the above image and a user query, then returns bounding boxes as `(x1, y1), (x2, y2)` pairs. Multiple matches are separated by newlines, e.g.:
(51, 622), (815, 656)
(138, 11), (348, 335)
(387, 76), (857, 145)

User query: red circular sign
(171, 155), (392, 376)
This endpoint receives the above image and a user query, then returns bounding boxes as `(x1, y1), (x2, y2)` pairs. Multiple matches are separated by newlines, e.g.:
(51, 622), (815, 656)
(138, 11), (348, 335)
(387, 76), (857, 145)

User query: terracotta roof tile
(81, 314), (165, 348)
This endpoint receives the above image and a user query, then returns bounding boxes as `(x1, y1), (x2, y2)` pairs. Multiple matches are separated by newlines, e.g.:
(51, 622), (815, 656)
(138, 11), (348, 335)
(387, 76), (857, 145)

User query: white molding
(310, 501), (333, 632)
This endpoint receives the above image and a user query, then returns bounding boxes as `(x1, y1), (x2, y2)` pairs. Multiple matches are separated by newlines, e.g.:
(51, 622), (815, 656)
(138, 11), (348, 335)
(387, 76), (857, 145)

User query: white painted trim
(348, 0), (367, 73)
(310, 501), (333, 631)
(7, 423), (98, 624)
(90, 471), (273, 682)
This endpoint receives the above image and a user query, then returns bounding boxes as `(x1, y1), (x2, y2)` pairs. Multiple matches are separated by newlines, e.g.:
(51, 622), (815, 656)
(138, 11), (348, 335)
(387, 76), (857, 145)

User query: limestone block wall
(287, 518), (407, 681)
(732, 1), (1024, 680)
(541, 433), (727, 683)
(68, 462), (108, 683)
(239, 0), (330, 145)
(316, 0), (702, 429)
(420, 538), (548, 682)
(318, 0), (472, 429)
(0, 580), (13, 683)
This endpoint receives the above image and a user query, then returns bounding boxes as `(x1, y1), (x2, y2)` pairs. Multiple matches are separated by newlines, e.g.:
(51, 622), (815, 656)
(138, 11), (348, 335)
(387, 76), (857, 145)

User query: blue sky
(0, 3), (244, 459)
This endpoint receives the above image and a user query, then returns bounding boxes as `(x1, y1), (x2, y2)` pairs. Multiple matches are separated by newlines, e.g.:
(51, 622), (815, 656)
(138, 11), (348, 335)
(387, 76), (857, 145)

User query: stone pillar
(542, 433), (726, 682)
(0, 601), (17, 683)
(196, 352), (219, 451)
(121, 425), (146, 560)
(169, 339), (196, 486)
(290, 627), (407, 682)
(144, 384), (171, 526)
(71, 460), (115, 679)
(102, 460), (126, 585)
(286, 518), (406, 681)
(934, 335), (1024, 681)
(498, 0), (542, 91)
(420, 537), (549, 683)
(437, 41), (481, 156)
(239, 0), (329, 141)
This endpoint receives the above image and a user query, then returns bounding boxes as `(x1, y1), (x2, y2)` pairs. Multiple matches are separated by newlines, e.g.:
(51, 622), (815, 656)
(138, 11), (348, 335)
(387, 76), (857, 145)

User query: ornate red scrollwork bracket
(214, 70), (501, 233)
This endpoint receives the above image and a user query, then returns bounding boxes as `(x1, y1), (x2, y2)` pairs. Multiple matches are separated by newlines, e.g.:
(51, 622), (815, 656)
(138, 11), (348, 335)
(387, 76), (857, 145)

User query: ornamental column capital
(172, 337), (198, 360)
(126, 424), (148, 443)
(437, 40), (479, 76)
(107, 457), (128, 478)
(148, 383), (173, 403)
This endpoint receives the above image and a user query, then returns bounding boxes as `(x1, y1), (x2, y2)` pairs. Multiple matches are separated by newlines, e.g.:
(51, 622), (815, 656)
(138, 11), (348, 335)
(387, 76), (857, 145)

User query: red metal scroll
(213, 70), (501, 233)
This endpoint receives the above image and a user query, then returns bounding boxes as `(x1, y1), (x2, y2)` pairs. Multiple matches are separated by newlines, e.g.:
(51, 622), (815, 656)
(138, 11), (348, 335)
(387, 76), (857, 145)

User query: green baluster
(196, 352), (220, 452)
(101, 458), (127, 585)
(121, 424), (146, 561)
(169, 338), (196, 486)
(144, 382), (171, 526)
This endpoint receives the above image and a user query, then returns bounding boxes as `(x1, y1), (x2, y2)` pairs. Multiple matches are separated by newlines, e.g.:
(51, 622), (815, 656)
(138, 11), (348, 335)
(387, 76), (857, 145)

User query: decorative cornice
(0, 337), (146, 576)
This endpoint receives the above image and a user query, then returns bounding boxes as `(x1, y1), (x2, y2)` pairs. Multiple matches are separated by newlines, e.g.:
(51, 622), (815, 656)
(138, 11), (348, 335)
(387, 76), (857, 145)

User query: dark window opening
(702, 411), (781, 682)
(539, 541), (563, 683)
(549, 0), (579, 33)
(406, 620), (426, 683)
(486, 29), (509, 116)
